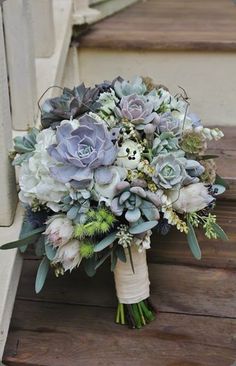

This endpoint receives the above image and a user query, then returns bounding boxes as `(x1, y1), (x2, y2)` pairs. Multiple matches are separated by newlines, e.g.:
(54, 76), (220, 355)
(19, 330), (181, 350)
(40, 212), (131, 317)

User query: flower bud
(45, 215), (74, 247)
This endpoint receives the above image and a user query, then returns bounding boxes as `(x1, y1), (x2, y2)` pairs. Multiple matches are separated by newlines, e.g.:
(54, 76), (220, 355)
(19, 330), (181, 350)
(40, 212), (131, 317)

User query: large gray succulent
(114, 76), (147, 98)
(110, 181), (160, 223)
(151, 153), (205, 189)
(47, 115), (117, 189)
(114, 94), (158, 130)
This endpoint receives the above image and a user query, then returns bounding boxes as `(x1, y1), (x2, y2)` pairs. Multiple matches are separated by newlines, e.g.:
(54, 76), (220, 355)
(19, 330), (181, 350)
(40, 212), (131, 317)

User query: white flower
(167, 183), (214, 213)
(45, 215), (74, 247)
(116, 140), (141, 169)
(94, 166), (127, 200)
(18, 128), (69, 207)
(53, 239), (81, 272)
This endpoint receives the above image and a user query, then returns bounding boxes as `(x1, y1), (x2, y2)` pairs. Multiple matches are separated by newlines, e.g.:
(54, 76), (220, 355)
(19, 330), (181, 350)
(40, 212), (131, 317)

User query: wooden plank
(3, 0), (37, 130)
(3, 300), (236, 366)
(31, 0), (55, 58)
(17, 258), (236, 318)
(75, 0), (236, 51)
(0, 205), (24, 360)
(0, 6), (17, 226)
(35, 0), (73, 106)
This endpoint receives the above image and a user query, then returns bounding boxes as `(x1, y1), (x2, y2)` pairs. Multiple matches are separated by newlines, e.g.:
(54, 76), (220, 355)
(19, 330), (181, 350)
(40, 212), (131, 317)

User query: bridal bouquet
(2, 76), (228, 328)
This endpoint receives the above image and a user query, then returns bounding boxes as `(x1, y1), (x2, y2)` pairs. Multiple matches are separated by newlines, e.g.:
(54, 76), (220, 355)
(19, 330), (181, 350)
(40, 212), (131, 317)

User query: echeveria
(158, 113), (180, 134)
(111, 182), (160, 223)
(47, 115), (117, 189)
(115, 94), (158, 129)
(114, 76), (147, 98)
(41, 84), (101, 129)
(151, 154), (187, 189)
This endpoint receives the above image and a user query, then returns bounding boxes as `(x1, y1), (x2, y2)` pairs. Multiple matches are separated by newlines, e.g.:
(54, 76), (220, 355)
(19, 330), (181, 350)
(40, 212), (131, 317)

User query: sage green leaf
(19, 218), (35, 253)
(35, 257), (50, 293)
(215, 174), (230, 189)
(115, 245), (127, 263)
(94, 232), (117, 252)
(129, 221), (158, 235)
(45, 243), (57, 260)
(1, 227), (45, 250)
(83, 256), (97, 277)
(110, 251), (118, 272)
(212, 223), (229, 241)
(187, 222), (201, 260)
(94, 248), (113, 270)
(35, 236), (46, 257)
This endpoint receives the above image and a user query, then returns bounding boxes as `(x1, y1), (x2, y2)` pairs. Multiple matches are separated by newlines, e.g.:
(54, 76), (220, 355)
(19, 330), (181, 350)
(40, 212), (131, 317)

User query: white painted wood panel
(3, 0), (37, 131)
(0, 6), (17, 226)
(31, 0), (55, 58)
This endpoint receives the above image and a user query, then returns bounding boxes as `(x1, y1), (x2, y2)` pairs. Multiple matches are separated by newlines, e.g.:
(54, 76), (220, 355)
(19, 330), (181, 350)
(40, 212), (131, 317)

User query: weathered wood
(0, 205), (24, 359)
(3, 0), (37, 130)
(31, 0), (55, 58)
(17, 258), (236, 318)
(3, 300), (236, 366)
(75, 0), (236, 51)
(0, 6), (17, 226)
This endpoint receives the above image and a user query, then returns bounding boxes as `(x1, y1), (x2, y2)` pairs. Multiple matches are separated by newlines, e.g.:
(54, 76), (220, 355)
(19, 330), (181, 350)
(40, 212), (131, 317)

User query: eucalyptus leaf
(35, 257), (50, 293)
(200, 155), (219, 160)
(1, 227), (45, 250)
(129, 221), (158, 235)
(187, 222), (201, 260)
(215, 174), (230, 189)
(35, 236), (46, 257)
(19, 218), (36, 253)
(212, 184), (225, 195)
(83, 256), (97, 277)
(115, 245), (127, 263)
(110, 251), (118, 272)
(45, 243), (57, 260)
(94, 248), (113, 270)
(212, 223), (229, 241)
(94, 232), (117, 252)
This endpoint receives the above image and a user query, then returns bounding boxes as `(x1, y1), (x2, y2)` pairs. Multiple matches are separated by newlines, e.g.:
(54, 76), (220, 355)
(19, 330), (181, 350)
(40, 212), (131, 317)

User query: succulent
(110, 181), (160, 223)
(41, 83), (101, 129)
(152, 132), (181, 155)
(114, 76), (147, 98)
(151, 153), (187, 189)
(180, 131), (207, 155)
(13, 128), (39, 166)
(47, 115), (117, 189)
(158, 112), (181, 135)
(56, 190), (91, 224)
(115, 94), (158, 130)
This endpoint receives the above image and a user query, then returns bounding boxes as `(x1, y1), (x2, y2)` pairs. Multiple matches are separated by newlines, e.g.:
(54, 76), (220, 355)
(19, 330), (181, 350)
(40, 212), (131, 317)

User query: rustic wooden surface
(74, 0), (236, 51)
(3, 130), (236, 364)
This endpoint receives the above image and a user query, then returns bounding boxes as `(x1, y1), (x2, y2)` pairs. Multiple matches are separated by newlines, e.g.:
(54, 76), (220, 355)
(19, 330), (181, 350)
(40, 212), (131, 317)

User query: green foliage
(129, 220), (158, 234)
(0, 227), (45, 250)
(187, 221), (201, 260)
(187, 212), (228, 241)
(35, 256), (50, 293)
(94, 232), (117, 252)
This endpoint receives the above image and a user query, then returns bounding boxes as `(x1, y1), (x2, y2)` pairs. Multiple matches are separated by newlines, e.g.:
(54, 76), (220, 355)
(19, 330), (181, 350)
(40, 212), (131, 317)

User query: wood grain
(74, 0), (236, 51)
(3, 300), (236, 366)
(16, 259), (236, 318)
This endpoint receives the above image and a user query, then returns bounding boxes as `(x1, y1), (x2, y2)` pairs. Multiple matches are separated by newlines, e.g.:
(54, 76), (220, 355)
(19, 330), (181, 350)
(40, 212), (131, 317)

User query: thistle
(80, 241), (94, 258)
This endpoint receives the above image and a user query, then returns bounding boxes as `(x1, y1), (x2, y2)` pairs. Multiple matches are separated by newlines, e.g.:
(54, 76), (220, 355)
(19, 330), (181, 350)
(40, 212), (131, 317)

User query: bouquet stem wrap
(114, 246), (150, 304)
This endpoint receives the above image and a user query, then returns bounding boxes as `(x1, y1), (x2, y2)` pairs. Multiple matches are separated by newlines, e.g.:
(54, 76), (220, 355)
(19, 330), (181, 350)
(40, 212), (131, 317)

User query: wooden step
(3, 129), (236, 365)
(74, 0), (236, 51)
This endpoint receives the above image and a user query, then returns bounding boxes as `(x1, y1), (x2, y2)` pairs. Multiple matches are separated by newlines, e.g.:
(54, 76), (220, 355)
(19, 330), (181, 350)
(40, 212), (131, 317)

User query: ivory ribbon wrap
(114, 246), (150, 304)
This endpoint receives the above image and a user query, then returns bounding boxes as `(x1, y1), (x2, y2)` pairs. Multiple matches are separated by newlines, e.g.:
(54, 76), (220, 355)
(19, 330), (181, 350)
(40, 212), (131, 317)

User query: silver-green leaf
(129, 220), (158, 235)
(187, 222), (201, 260)
(94, 232), (117, 252)
(35, 257), (50, 293)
